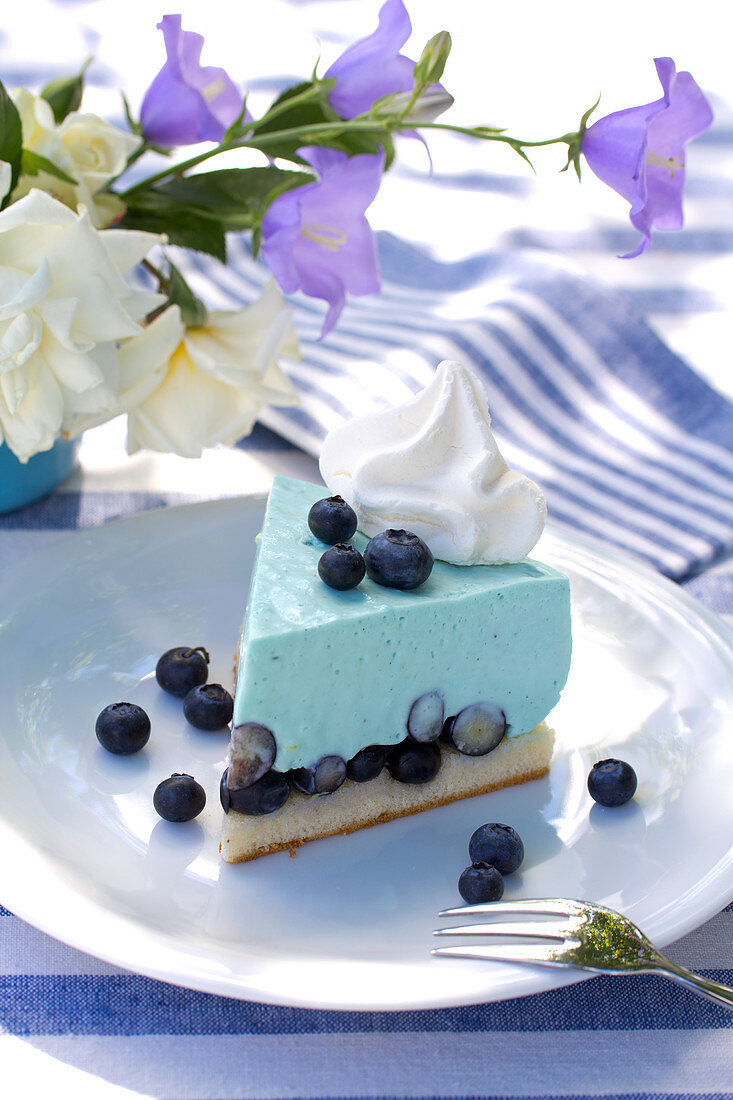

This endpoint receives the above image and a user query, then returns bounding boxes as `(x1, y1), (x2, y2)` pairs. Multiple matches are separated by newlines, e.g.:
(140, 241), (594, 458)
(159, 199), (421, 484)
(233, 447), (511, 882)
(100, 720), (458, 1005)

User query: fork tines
(437, 899), (586, 918)
(432, 899), (584, 963)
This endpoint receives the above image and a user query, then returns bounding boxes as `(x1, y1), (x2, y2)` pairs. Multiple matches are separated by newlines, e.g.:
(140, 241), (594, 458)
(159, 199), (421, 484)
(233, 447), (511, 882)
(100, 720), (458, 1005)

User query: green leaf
(119, 203), (227, 262)
(137, 166), (312, 231)
(561, 95), (600, 180)
(223, 96), (250, 143)
(121, 91), (142, 136)
(257, 125), (390, 163)
(251, 222), (262, 259)
(253, 80), (336, 132)
(244, 78), (392, 162)
(20, 149), (77, 185)
(166, 260), (208, 327)
(248, 80), (338, 162)
(380, 133), (396, 171)
(509, 140), (536, 172)
(40, 59), (91, 124)
(0, 79), (23, 202)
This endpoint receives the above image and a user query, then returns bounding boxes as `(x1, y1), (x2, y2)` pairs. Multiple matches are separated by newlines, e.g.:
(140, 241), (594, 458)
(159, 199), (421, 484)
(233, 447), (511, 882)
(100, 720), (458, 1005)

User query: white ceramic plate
(0, 497), (732, 1011)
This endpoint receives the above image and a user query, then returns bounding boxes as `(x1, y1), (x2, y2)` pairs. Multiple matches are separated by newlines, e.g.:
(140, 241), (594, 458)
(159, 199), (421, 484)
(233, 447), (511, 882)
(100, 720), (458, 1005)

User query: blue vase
(0, 437), (80, 514)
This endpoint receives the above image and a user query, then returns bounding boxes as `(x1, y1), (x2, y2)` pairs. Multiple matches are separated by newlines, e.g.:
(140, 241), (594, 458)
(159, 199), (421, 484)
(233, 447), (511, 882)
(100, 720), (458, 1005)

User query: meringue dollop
(318, 360), (546, 565)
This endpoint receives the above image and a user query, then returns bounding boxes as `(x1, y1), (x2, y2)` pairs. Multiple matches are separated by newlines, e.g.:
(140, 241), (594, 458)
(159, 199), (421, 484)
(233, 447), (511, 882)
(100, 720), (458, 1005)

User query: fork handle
(654, 958), (733, 1010)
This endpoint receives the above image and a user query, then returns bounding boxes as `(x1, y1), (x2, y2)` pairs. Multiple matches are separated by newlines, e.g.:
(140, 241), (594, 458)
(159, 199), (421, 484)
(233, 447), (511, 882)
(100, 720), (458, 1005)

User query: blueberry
(458, 863), (505, 905)
(363, 530), (434, 590)
(346, 745), (388, 783)
(153, 773), (206, 822)
(318, 544), (366, 590)
(407, 691), (444, 742)
(228, 723), (277, 789)
(387, 740), (441, 784)
(440, 715), (457, 744)
(293, 755), (347, 795)
(588, 758), (637, 807)
(468, 822), (524, 875)
(220, 767), (291, 815)
(447, 702), (506, 756)
(95, 702), (151, 755)
(155, 646), (210, 697)
(308, 495), (358, 544)
(183, 683), (233, 731)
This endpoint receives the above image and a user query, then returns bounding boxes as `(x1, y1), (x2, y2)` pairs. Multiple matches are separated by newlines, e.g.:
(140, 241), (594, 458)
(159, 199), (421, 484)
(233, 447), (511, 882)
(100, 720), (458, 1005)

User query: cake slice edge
(220, 721), (554, 863)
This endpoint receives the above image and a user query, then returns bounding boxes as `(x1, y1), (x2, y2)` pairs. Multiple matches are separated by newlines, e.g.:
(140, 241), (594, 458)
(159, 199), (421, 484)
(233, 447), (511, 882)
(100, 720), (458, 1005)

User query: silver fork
(433, 898), (733, 1009)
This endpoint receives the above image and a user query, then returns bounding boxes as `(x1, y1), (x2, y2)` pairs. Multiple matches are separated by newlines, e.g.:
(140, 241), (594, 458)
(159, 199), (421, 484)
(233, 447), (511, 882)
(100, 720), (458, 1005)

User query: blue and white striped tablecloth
(2, 1), (733, 1097)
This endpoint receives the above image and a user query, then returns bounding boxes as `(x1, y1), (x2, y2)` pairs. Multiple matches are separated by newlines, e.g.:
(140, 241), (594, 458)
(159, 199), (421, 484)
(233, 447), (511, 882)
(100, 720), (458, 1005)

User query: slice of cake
(221, 478), (571, 862)
(221, 362), (572, 863)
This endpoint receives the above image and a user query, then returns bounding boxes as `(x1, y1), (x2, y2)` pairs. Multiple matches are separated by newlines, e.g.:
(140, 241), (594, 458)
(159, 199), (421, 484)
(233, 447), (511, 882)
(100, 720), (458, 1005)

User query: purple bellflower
(325, 0), (449, 120)
(581, 58), (713, 257)
(261, 146), (383, 338)
(140, 15), (243, 146)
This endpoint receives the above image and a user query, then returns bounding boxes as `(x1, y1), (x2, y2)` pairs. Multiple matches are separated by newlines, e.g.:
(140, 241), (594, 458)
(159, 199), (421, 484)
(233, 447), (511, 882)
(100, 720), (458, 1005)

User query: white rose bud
(58, 111), (142, 226)
(10, 90), (141, 228)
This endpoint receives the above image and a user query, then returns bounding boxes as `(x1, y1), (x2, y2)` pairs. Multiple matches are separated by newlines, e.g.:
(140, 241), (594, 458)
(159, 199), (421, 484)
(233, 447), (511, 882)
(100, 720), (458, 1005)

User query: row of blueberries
(94, 646), (235, 823)
(309, 495), (434, 591)
(223, 691), (509, 815)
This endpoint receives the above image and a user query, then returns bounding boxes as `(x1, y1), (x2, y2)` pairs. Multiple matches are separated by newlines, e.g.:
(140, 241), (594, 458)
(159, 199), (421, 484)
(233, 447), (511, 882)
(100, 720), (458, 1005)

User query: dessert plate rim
(0, 494), (731, 1011)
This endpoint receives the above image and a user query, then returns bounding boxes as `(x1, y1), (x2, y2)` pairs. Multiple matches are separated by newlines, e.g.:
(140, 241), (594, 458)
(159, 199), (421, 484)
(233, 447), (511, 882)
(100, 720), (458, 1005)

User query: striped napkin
(180, 232), (733, 582)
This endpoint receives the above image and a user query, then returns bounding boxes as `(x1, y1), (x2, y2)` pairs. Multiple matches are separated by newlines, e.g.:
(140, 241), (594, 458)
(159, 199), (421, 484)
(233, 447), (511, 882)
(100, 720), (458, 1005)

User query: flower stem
(416, 121), (577, 148)
(119, 119), (576, 200)
(141, 257), (170, 293)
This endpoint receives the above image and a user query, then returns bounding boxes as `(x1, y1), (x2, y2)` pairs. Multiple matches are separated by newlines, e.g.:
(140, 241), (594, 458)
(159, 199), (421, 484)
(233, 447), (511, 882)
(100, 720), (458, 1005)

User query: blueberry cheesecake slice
(221, 363), (571, 863)
(221, 479), (571, 862)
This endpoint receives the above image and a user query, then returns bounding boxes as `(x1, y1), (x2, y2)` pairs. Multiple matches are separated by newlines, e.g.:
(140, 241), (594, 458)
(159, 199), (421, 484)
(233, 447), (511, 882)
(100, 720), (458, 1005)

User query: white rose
(0, 189), (164, 461)
(10, 90), (141, 228)
(126, 281), (301, 458)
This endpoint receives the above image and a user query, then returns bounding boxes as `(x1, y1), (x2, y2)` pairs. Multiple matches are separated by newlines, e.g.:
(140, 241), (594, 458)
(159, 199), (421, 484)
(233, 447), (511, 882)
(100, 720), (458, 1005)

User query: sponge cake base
(220, 722), (554, 863)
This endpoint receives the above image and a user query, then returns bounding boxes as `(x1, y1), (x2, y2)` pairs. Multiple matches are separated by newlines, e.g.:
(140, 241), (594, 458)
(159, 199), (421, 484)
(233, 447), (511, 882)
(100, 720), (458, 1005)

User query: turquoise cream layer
(233, 477), (572, 773)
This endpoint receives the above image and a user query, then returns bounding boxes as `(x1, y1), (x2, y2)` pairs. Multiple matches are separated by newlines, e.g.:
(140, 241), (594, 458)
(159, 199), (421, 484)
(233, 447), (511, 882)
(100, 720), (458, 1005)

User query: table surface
(1, 2), (732, 1098)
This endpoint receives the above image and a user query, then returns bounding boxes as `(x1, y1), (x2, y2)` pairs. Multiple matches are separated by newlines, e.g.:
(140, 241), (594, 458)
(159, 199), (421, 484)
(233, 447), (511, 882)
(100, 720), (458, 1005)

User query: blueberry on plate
(183, 683), (234, 730)
(587, 758), (637, 807)
(318, 544), (366, 590)
(220, 767), (291, 815)
(153, 774), (206, 822)
(468, 822), (524, 875)
(386, 740), (441, 784)
(363, 530), (434, 590)
(308, 495), (358, 544)
(447, 702), (506, 756)
(155, 646), (210, 697)
(95, 702), (151, 755)
(458, 862), (505, 904)
(293, 755), (347, 795)
(346, 745), (388, 783)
